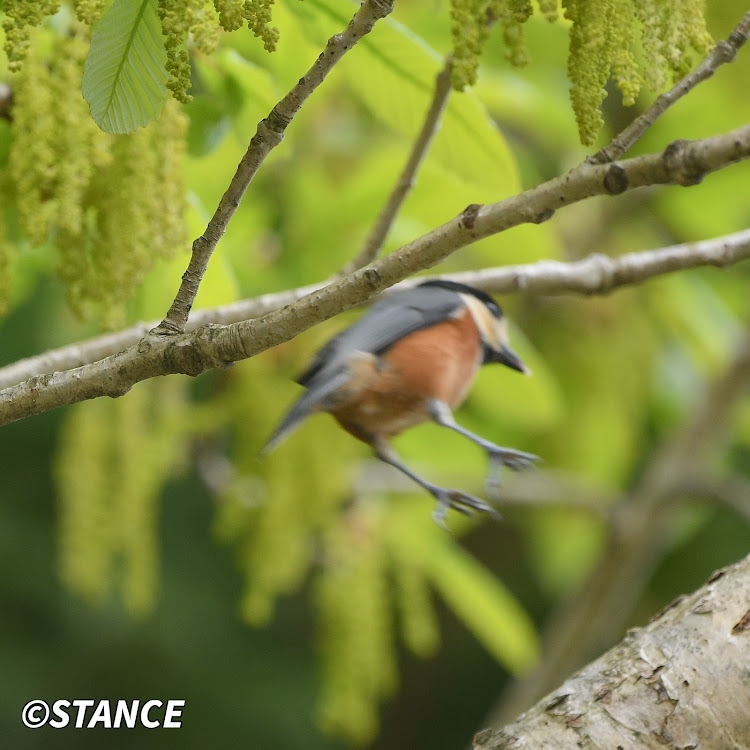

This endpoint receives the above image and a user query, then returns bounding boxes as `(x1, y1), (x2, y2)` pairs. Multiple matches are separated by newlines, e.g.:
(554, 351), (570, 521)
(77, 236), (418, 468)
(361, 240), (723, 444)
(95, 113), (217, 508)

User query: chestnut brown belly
(330, 308), (482, 442)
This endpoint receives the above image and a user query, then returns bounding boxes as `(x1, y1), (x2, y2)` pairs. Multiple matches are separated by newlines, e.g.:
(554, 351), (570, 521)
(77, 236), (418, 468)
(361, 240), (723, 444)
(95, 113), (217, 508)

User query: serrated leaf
(82, 0), (168, 134)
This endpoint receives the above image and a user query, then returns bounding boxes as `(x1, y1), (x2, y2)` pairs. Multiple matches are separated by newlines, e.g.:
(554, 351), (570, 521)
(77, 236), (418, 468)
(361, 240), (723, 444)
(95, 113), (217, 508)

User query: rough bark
(474, 554), (750, 749)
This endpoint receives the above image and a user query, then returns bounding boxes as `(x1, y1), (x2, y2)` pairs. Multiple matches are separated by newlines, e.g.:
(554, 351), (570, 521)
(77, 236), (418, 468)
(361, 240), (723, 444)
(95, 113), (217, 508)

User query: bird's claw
(486, 448), (540, 501)
(489, 447), (540, 472)
(431, 487), (502, 528)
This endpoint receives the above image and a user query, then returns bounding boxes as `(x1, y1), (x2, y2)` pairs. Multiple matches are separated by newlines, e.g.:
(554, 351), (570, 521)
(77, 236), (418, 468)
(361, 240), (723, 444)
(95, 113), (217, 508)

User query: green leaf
(282, 0), (519, 195)
(392, 509), (538, 673)
(82, 0), (168, 134)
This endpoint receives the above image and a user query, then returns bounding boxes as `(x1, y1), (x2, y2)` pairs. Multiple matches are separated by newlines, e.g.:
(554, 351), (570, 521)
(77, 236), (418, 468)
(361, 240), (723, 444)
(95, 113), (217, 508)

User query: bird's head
(419, 280), (530, 375)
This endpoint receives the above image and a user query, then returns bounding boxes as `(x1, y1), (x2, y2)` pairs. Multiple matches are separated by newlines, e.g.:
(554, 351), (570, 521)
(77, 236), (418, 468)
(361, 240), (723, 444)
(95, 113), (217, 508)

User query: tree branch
(351, 463), (619, 519)
(339, 56), (454, 275)
(0, 82), (12, 122)
(475, 554), (750, 749)
(1, 128), (749, 424)
(490, 320), (750, 724)
(444, 227), (750, 296)
(3, 226), (748, 392)
(152, 0), (394, 335)
(679, 473), (750, 524)
(589, 9), (750, 164)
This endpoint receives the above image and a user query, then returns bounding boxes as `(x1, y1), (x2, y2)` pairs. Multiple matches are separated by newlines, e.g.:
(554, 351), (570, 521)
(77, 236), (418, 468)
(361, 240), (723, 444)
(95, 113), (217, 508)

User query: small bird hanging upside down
(264, 280), (539, 524)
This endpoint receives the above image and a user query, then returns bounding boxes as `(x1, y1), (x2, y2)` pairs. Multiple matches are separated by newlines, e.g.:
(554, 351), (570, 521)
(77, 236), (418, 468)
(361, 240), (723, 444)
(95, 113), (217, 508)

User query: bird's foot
(488, 447), (540, 472)
(430, 486), (502, 528)
(486, 448), (540, 500)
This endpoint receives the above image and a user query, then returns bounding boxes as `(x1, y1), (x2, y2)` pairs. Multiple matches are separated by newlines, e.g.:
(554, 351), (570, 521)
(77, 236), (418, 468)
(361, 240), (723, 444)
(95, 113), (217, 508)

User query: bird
(264, 279), (539, 524)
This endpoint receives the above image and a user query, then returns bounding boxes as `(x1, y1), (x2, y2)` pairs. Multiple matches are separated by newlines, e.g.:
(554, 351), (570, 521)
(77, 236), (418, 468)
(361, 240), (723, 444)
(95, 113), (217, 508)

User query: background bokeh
(1, 0), (750, 747)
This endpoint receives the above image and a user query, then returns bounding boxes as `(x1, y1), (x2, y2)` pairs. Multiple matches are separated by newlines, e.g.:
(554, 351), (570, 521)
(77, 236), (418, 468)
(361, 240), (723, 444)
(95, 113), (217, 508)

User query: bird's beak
(493, 344), (531, 375)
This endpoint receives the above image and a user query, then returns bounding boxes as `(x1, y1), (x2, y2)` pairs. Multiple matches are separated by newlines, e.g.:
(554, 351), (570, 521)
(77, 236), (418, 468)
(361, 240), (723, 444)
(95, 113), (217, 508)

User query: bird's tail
(262, 367), (349, 455)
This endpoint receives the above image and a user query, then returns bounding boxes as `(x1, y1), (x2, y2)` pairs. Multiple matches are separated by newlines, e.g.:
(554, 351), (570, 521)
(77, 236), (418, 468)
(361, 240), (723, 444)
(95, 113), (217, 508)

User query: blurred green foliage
(1, 0), (750, 748)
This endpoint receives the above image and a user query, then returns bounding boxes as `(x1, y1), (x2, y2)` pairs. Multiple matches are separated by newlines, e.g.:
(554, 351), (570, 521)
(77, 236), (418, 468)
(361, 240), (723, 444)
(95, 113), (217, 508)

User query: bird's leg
(427, 400), (540, 489)
(371, 438), (501, 527)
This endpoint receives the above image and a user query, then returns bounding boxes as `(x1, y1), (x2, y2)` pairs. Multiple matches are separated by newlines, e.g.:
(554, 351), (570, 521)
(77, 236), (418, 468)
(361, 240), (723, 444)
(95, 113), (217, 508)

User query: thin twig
(352, 463), (619, 519)
(339, 57), (455, 275)
(152, 0), (394, 336)
(680, 473), (750, 524)
(0, 83), (12, 122)
(489, 322), (750, 725)
(1, 226), (749, 392)
(1, 125), (749, 424)
(589, 10), (750, 164)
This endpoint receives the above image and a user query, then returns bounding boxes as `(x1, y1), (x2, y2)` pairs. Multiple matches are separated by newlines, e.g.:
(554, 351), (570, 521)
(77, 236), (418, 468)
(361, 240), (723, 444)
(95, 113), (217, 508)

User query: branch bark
(2, 227), (748, 392)
(474, 554), (750, 749)
(1, 130), (750, 424)
(153, 0), (393, 335)
(589, 9), (750, 164)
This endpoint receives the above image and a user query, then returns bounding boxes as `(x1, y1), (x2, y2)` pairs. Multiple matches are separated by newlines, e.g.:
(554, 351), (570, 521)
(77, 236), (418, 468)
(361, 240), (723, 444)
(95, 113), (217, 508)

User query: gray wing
(297, 285), (463, 386)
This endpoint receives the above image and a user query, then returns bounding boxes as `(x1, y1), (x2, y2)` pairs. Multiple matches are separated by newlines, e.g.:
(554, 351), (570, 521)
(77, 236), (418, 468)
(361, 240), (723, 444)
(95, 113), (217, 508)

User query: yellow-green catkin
(211, 0), (278, 49)
(315, 510), (397, 745)
(392, 561), (440, 658)
(158, 0), (201, 103)
(536, 0), (558, 22)
(446, 0), (710, 144)
(450, 0), (490, 89)
(158, 0), (270, 103)
(113, 379), (188, 615)
(450, 0), (533, 88)
(1, 0), (61, 71)
(55, 379), (188, 614)
(56, 397), (116, 604)
(495, 0), (533, 67)
(83, 98), (187, 328)
(71, 0), (105, 24)
(242, 0), (279, 53)
(8, 38), (60, 246)
(634, 0), (711, 88)
(386, 522), (441, 659)
(563, 0), (616, 146)
(562, 0), (711, 144)
(0, 203), (12, 320)
(214, 0), (245, 31)
(610, 0), (641, 107)
(211, 352), (357, 625)
(9, 28), (186, 326)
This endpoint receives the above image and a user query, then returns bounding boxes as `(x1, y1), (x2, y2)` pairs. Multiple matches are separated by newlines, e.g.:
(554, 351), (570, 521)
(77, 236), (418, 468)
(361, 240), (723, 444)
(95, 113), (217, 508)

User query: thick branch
(491, 321), (750, 723)
(340, 57), (454, 274)
(475, 554), (750, 749)
(153, 0), (393, 335)
(1, 213), (749, 396)
(1, 126), (750, 425)
(590, 10), (750, 164)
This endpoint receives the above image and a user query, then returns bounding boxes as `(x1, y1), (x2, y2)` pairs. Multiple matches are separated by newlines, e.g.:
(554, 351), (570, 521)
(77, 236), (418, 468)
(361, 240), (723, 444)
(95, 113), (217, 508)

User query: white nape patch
(459, 293), (504, 351)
